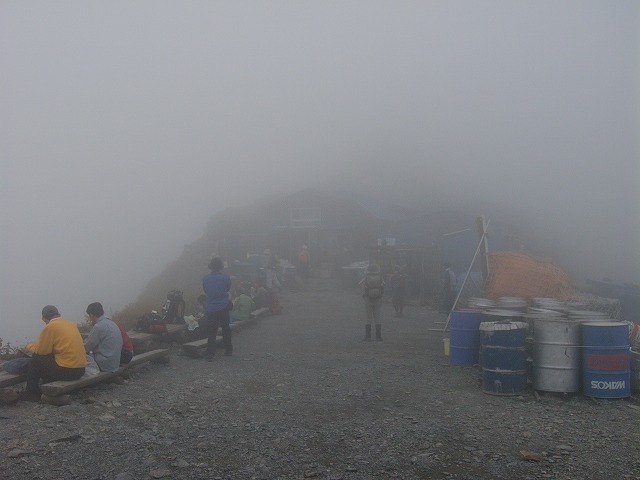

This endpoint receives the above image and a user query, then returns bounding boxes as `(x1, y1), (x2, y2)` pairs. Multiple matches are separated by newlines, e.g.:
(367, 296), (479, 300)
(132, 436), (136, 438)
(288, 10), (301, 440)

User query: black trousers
(120, 349), (133, 365)
(392, 293), (405, 313)
(203, 308), (232, 356)
(26, 354), (85, 394)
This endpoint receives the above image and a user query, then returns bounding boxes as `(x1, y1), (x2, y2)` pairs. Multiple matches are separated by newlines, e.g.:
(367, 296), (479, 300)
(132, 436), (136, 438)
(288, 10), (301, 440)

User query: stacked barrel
(448, 297), (635, 398)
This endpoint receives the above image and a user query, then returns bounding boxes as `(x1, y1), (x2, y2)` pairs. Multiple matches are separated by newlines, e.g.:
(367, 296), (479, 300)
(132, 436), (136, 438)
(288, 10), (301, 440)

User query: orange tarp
(485, 251), (575, 302)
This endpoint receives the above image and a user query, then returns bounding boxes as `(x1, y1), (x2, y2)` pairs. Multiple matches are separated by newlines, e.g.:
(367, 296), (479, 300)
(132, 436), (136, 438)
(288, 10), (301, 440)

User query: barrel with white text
(581, 321), (630, 399)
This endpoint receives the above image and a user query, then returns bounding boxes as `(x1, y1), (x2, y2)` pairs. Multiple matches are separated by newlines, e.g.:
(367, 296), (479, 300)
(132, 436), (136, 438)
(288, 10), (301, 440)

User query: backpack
(364, 273), (383, 299)
(135, 311), (167, 333)
(161, 290), (186, 324)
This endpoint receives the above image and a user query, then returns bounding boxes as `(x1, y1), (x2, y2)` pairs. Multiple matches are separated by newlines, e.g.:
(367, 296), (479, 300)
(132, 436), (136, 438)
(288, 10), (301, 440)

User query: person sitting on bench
(116, 322), (134, 365)
(20, 305), (86, 402)
(232, 287), (255, 323)
(84, 302), (123, 373)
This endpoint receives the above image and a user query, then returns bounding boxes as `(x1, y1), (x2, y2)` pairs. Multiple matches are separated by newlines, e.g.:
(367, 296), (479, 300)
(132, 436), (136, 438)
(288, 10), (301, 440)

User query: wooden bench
(165, 323), (187, 335)
(0, 371), (26, 388)
(127, 330), (155, 346)
(128, 324), (188, 353)
(128, 323), (186, 342)
(40, 349), (170, 397)
(181, 338), (209, 357)
(181, 308), (270, 357)
(250, 307), (270, 319)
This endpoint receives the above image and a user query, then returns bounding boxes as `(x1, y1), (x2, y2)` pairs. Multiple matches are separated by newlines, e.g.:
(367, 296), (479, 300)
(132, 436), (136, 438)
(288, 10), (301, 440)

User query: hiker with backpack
(360, 263), (385, 341)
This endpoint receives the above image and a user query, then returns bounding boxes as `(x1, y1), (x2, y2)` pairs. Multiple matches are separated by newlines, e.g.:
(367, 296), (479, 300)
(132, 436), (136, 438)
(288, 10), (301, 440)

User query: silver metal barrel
(533, 317), (582, 393)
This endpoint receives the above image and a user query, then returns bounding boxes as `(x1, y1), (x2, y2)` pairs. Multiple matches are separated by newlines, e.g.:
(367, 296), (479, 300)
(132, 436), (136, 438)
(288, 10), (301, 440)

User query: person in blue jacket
(202, 256), (232, 361)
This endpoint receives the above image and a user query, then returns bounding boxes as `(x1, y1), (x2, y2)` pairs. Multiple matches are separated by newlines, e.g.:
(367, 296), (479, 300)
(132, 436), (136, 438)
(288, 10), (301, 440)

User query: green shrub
(0, 338), (18, 360)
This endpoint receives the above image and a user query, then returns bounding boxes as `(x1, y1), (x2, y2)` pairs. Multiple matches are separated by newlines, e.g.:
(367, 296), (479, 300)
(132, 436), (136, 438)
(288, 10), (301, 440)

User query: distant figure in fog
(262, 249), (282, 290)
(202, 255), (233, 360)
(389, 266), (407, 317)
(298, 245), (310, 282)
(359, 263), (385, 341)
(252, 280), (269, 309)
(441, 263), (457, 313)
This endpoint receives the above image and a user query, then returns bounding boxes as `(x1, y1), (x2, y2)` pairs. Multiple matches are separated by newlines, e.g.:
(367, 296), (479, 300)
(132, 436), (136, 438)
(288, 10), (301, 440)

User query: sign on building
(290, 207), (321, 229)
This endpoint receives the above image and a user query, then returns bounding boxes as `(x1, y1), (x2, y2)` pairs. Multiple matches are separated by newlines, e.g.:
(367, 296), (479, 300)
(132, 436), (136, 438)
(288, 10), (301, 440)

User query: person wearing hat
(84, 302), (123, 373)
(359, 263), (385, 341)
(20, 305), (86, 401)
(202, 255), (233, 360)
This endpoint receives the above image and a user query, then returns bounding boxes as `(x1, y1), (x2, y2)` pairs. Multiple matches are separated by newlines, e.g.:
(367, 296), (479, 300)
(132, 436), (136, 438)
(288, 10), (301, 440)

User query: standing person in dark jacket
(389, 266), (407, 317)
(202, 255), (232, 361)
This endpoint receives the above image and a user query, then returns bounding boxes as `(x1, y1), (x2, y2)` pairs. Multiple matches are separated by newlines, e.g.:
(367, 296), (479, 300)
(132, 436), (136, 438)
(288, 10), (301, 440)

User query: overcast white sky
(1, 1), (638, 344)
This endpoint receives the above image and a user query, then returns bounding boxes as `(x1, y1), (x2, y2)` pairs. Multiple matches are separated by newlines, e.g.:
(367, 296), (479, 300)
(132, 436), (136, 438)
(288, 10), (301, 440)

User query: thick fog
(1, 1), (638, 345)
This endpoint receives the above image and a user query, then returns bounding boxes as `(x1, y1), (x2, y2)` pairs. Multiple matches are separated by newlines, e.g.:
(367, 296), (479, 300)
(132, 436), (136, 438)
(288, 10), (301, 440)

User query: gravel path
(2, 278), (639, 479)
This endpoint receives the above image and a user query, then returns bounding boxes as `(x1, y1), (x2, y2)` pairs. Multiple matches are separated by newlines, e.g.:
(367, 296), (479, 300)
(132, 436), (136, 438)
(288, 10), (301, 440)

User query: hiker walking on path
(202, 255), (233, 360)
(360, 263), (385, 341)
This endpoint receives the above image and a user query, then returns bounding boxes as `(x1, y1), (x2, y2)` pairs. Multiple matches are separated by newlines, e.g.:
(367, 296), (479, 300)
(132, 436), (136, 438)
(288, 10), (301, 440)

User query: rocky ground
(1, 277), (639, 480)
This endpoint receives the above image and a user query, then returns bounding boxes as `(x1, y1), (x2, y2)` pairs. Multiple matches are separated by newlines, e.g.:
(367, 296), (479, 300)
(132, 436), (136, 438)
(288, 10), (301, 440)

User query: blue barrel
(582, 322), (630, 398)
(631, 350), (640, 394)
(449, 310), (483, 366)
(480, 321), (528, 395)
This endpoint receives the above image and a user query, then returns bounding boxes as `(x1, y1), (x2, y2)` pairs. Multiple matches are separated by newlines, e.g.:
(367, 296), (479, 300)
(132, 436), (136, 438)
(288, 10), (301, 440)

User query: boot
(364, 324), (372, 341)
(375, 324), (382, 341)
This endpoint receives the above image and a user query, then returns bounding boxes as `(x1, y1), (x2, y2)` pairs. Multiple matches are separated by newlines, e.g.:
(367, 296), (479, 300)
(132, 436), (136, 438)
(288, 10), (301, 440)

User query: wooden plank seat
(250, 307), (270, 318)
(182, 333), (243, 357)
(164, 323), (187, 335)
(40, 348), (170, 397)
(127, 330), (154, 346)
(181, 308), (270, 357)
(128, 324), (187, 345)
(182, 339), (209, 357)
(127, 323), (188, 354)
(0, 371), (26, 388)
